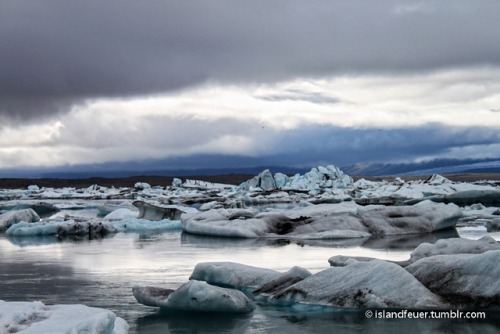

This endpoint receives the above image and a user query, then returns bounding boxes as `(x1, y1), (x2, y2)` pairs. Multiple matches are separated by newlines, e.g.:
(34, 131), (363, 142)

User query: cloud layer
(1, 1), (500, 172)
(2, 0), (500, 120)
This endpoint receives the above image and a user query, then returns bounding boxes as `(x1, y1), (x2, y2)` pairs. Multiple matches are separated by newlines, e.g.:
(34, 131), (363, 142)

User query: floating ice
(190, 262), (283, 292)
(6, 218), (181, 237)
(0, 300), (128, 334)
(240, 165), (353, 192)
(328, 235), (500, 267)
(188, 261), (445, 310)
(406, 250), (500, 307)
(181, 201), (462, 239)
(0, 208), (40, 232)
(408, 236), (500, 263)
(133, 200), (197, 221)
(133, 280), (255, 313)
(266, 259), (445, 309)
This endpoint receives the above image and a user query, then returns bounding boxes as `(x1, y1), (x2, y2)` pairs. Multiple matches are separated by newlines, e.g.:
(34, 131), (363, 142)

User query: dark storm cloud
(2, 0), (500, 120)
(266, 124), (500, 166)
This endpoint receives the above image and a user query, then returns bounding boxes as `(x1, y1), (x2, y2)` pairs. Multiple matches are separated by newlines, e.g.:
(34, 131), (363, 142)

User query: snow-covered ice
(0, 300), (128, 334)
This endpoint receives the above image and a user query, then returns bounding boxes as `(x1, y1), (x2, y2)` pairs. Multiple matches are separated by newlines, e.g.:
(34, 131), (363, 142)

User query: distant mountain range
(341, 158), (500, 176)
(1, 156), (499, 179)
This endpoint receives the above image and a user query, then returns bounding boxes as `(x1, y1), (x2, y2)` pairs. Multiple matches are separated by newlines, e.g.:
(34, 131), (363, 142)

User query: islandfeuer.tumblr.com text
(365, 310), (486, 319)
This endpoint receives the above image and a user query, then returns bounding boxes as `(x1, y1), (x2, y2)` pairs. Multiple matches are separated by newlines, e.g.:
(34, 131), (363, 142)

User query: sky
(1, 0), (500, 175)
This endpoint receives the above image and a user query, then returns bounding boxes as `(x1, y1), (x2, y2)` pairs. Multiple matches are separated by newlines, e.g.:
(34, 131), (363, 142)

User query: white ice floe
(182, 179), (236, 190)
(132, 280), (255, 313)
(0, 208), (40, 232)
(190, 262), (283, 291)
(408, 236), (500, 263)
(103, 208), (138, 220)
(353, 174), (500, 205)
(0, 300), (128, 334)
(134, 182), (151, 190)
(406, 250), (500, 307)
(240, 165), (353, 193)
(181, 201), (462, 239)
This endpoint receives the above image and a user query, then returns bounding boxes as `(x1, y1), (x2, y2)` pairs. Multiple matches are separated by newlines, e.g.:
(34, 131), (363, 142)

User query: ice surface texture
(0, 300), (128, 334)
(181, 201), (462, 239)
(132, 280), (255, 313)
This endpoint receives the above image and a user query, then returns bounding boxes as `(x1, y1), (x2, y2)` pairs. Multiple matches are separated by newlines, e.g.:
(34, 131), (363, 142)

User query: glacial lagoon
(1, 227), (499, 333)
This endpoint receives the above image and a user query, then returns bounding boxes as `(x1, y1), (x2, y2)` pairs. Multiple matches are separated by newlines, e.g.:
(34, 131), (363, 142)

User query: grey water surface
(1, 230), (499, 333)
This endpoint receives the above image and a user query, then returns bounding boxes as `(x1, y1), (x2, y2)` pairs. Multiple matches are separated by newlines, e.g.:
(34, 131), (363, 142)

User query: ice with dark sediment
(406, 250), (500, 307)
(181, 200), (462, 239)
(179, 260), (446, 310)
(6, 218), (181, 237)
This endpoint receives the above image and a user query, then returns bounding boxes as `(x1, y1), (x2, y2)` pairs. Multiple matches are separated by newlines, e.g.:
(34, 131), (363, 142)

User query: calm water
(1, 228), (500, 333)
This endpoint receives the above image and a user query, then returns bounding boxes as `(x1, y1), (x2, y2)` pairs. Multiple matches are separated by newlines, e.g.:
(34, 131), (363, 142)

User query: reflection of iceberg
(135, 310), (252, 334)
(0, 300), (128, 334)
(180, 229), (460, 251)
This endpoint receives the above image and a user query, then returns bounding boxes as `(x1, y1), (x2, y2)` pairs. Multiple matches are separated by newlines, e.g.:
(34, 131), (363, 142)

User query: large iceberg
(240, 165), (353, 192)
(406, 250), (500, 307)
(0, 300), (128, 334)
(181, 201), (462, 239)
(186, 261), (445, 310)
(265, 259), (445, 309)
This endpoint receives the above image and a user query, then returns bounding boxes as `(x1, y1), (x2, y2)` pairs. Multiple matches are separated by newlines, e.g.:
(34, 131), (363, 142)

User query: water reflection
(136, 311), (252, 334)
(134, 307), (500, 334)
(1, 231), (499, 334)
(180, 229), (460, 251)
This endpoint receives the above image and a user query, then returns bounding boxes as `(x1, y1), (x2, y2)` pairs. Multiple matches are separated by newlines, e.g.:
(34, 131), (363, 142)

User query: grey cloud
(266, 123), (500, 166)
(257, 90), (340, 104)
(2, 0), (500, 120)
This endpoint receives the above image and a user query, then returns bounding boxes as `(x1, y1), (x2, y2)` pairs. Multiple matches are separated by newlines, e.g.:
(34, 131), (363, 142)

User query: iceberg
(190, 262), (284, 292)
(133, 200), (197, 220)
(181, 201), (462, 239)
(187, 261), (445, 310)
(240, 165), (353, 192)
(407, 236), (500, 263)
(132, 280), (255, 313)
(0, 208), (40, 232)
(266, 259), (446, 309)
(6, 218), (181, 237)
(406, 250), (500, 307)
(0, 300), (128, 334)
